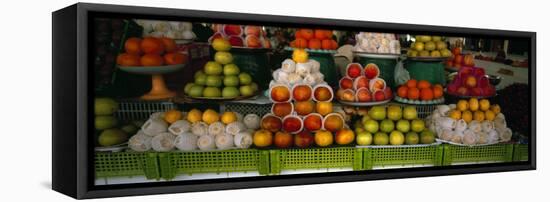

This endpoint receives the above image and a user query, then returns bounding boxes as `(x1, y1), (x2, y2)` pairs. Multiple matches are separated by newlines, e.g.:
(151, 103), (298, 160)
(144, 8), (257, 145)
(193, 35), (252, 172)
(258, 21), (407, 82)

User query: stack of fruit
(116, 37), (187, 67)
(426, 98), (512, 145)
(183, 38), (258, 98)
(336, 63), (393, 104)
(395, 79), (444, 104)
(446, 66), (496, 97)
(209, 24), (271, 48)
(289, 29), (338, 50)
(129, 108), (262, 152)
(135, 20), (196, 40)
(95, 98), (134, 147)
(407, 35), (452, 58)
(271, 49), (325, 87)
(354, 105), (435, 146)
(445, 47), (475, 68)
(353, 32), (400, 54)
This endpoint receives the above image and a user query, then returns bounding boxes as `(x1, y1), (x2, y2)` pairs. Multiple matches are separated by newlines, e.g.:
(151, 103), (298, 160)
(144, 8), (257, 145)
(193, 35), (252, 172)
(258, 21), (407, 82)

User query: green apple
(411, 119), (425, 133)
(214, 51), (233, 65)
(356, 131), (373, 146)
(188, 85), (204, 97)
(405, 132), (419, 145)
(239, 85), (255, 96)
(413, 42), (424, 51)
(436, 41), (447, 50)
(403, 106), (418, 120)
(407, 50), (418, 57)
(368, 106), (386, 120)
(203, 87), (222, 97)
(204, 61), (223, 75)
(184, 83), (195, 94)
(420, 129), (435, 144)
(223, 75), (240, 87)
(419, 50), (430, 57)
(222, 86), (240, 98)
(194, 70), (205, 79)
(212, 38), (231, 51)
(238, 72), (252, 85)
(98, 128), (128, 147)
(205, 75), (222, 87)
(396, 120), (410, 133)
(373, 132), (389, 145)
(223, 64), (240, 76)
(379, 119), (395, 133)
(440, 49), (452, 57)
(424, 41), (436, 51)
(194, 74), (207, 85)
(361, 115), (371, 124)
(416, 35), (432, 42)
(389, 130), (405, 145)
(355, 127), (366, 134)
(430, 50), (441, 57)
(363, 119), (379, 133)
(432, 36), (442, 42)
(95, 116), (118, 130)
(94, 98), (118, 116)
(387, 105), (402, 121)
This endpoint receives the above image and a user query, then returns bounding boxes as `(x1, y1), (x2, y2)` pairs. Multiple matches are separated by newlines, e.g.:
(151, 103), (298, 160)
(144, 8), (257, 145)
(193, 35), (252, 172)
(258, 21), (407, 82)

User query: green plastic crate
(442, 144), (514, 165)
(158, 149), (270, 180)
(363, 144), (444, 170)
(95, 151), (160, 180)
(513, 144), (529, 162)
(269, 147), (364, 174)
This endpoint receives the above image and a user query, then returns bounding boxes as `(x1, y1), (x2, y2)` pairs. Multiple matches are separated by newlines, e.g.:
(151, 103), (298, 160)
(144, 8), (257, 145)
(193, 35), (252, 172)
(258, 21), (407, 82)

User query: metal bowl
(485, 74), (502, 86)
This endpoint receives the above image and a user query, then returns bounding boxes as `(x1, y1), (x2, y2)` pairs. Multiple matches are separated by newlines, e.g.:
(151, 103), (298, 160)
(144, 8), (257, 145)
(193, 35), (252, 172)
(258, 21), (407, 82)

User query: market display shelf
(442, 144), (514, 165)
(362, 144), (444, 170)
(513, 144), (529, 162)
(115, 100), (177, 121)
(157, 149), (270, 180)
(95, 151), (160, 180)
(269, 147), (364, 174)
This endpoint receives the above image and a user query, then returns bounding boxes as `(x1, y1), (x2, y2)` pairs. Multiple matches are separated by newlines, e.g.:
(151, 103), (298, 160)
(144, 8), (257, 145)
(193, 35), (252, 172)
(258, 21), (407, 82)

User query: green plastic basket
(269, 147), (364, 174)
(95, 151), (160, 180)
(158, 149), (270, 180)
(356, 56), (398, 88)
(513, 144), (529, 162)
(442, 144), (514, 165)
(404, 60), (446, 85)
(362, 144), (443, 170)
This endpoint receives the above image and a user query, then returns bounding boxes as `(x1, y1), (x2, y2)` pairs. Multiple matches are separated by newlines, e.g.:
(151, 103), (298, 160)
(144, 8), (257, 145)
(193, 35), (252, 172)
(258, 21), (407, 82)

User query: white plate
(353, 52), (401, 59)
(394, 96), (445, 105)
(436, 139), (505, 147)
(338, 99), (391, 106)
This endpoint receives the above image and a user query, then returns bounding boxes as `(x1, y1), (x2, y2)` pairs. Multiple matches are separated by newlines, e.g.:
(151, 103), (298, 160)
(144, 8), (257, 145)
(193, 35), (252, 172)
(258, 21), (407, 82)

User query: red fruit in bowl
(339, 77), (354, 90)
(292, 84), (312, 101)
(464, 76), (477, 88)
(373, 90), (386, 101)
(346, 63), (363, 78)
(282, 116), (303, 134)
(245, 35), (262, 48)
(261, 115), (282, 133)
(473, 68), (485, 77)
(303, 113), (323, 131)
(223, 24), (243, 36)
(356, 88), (372, 102)
(383, 87), (393, 99)
(447, 84), (459, 94)
(228, 36), (244, 47)
(369, 78), (386, 92)
(340, 89), (356, 102)
(478, 76), (490, 88)
(457, 86), (469, 96)
(471, 87), (483, 96)
(364, 63), (380, 79)
(353, 76), (370, 90)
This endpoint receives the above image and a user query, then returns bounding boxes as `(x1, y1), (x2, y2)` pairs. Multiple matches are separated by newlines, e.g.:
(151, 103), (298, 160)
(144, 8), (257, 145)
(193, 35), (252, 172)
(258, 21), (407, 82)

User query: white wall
(0, 0), (547, 201)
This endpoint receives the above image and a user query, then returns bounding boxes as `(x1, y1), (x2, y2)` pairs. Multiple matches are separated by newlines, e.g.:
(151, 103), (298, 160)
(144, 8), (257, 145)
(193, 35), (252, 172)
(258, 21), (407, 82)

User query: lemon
(186, 109), (203, 123)
(221, 111), (238, 124)
(474, 111), (485, 122)
(491, 104), (501, 114)
(457, 100), (469, 111)
(485, 110), (496, 121)
(164, 109), (183, 124)
(292, 49), (308, 63)
(468, 98), (479, 111)
(448, 110), (462, 120)
(202, 109), (220, 124)
(479, 99), (490, 111)
(462, 111), (473, 123)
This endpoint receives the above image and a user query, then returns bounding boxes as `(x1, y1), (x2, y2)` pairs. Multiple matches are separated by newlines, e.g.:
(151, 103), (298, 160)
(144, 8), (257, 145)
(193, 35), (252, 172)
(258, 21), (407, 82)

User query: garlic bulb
(128, 133), (152, 152)
(226, 122), (246, 136)
(243, 114), (260, 130)
(174, 132), (198, 151)
(234, 131), (253, 149)
(208, 122), (226, 136)
(151, 132), (175, 152)
(168, 120), (191, 136)
(197, 135), (216, 151)
(191, 121), (208, 136)
(215, 133), (235, 150)
(142, 118), (168, 137)
(281, 59), (296, 73)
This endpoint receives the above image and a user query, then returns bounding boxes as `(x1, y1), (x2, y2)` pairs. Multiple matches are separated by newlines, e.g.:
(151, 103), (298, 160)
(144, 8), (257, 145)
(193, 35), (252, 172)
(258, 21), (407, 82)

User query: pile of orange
(397, 79), (443, 101)
(116, 37), (187, 67)
(289, 29), (338, 50)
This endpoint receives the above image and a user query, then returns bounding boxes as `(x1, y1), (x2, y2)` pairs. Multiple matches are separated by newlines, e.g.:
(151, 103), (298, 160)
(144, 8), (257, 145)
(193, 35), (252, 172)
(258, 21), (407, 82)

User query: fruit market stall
(92, 19), (531, 185)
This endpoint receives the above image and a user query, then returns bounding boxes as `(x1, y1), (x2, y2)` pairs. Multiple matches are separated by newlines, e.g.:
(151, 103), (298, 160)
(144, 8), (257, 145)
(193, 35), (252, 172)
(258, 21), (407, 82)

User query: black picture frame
(52, 3), (536, 199)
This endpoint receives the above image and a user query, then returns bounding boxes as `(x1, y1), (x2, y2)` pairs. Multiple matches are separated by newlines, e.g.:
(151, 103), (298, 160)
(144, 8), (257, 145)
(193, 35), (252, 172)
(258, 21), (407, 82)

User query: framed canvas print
(52, 3), (536, 199)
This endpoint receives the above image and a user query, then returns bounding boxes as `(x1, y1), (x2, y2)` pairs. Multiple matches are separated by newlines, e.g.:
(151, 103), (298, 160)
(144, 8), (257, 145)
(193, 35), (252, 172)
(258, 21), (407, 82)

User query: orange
(295, 30), (303, 39)
(314, 29), (329, 40)
(160, 37), (177, 53)
(420, 88), (434, 100)
(417, 80), (431, 89)
(164, 109), (183, 124)
(140, 54), (164, 66)
(330, 40), (338, 50)
(294, 38), (308, 49)
(314, 130), (333, 147)
(407, 87), (420, 100)
(298, 29), (314, 40)
(315, 101), (333, 116)
(406, 79), (418, 88)
(124, 37), (142, 54)
(164, 53), (187, 65)
(116, 53), (141, 66)
(397, 85), (408, 98)
(141, 37), (165, 54)
(308, 39), (322, 49)
(433, 85), (443, 98)
(321, 39), (332, 50)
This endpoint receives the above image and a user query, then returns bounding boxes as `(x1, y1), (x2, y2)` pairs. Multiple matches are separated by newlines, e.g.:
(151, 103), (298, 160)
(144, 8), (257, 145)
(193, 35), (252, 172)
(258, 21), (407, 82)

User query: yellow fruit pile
(448, 98), (500, 123)
(184, 108), (237, 125)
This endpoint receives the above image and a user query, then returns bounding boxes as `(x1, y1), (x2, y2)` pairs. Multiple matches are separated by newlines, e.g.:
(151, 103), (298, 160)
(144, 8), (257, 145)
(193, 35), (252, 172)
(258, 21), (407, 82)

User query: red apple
(383, 87), (393, 99)
(339, 77), (354, 90)
(223, 24), (242, 36)
(364, 63), (380, 79)
(464, 76), (477, 88)
(454, 54), (464, 65)
(369, 78), (386, 92)
(314, 86), (333, 102)
(335, 128), (355, 145)
(271, 102), (293, 117)
(261, 115), (282, 132)
(452, 47), (462, 55)
(228, 36), (244, 47)
(303, 113), (323, 131)
(208, 32), (225, 43)
(340, 89), (355, 102)
(471, 87), (483, 96)
(346, 63), (363, 78)
(282, 116), (303, 133)
(292, 84), (312, 101)
(356, 88), (372, 102)
(245, 35), (262, 48)
(447, 84), (459, 94)
(270, 85), (291, 102)
(353, 76), (369, 90)
(294, 130), (314, 148)
(457, 86), (469, 96)
(274, 131), (293, 148)
(373, 90), (386, 101)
